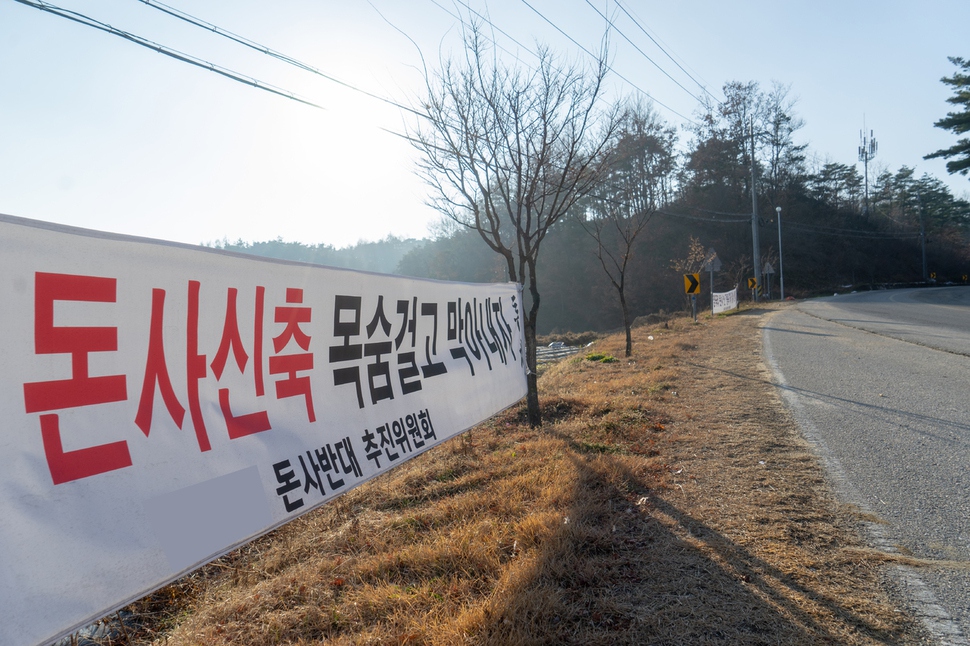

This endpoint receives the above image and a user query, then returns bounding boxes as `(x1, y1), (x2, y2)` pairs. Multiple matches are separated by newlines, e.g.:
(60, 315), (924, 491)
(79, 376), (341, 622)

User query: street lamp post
(776, 206), (785, 300)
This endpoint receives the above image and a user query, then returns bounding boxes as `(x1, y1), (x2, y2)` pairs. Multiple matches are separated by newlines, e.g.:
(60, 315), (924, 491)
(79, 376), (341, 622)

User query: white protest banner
(0, 214), (527, 646)
(712, 287), (738, 314)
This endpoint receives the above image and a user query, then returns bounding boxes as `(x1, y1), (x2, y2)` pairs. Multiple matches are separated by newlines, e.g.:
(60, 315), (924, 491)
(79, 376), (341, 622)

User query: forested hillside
(208, 235), (424, 275)
(402, 81), (970, 334)
(211, 81), (970, 336)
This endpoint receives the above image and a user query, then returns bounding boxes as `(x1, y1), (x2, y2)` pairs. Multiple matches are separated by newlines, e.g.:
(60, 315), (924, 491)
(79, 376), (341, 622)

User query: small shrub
(585, 353), (618, 363)
(576, 441), (623, 455)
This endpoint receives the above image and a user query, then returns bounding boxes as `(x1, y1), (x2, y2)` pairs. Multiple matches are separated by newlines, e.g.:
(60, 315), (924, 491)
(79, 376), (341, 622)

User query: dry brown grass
(99, 305), (925, 645)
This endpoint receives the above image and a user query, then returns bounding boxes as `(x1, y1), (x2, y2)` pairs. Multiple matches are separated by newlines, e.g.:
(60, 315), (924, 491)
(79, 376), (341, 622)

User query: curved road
(764, 287), (970, 644)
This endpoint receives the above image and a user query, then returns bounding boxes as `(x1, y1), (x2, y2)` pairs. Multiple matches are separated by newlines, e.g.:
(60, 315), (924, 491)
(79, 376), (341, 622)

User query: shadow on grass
(474, 433), (907, 645)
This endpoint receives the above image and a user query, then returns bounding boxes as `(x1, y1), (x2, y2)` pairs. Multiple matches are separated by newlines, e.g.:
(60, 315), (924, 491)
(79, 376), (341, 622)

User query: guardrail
(536, 344), (582, 364)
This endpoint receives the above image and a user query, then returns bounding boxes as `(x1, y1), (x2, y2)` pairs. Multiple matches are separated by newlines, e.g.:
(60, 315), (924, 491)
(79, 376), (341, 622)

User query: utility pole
(750, 121), (761, 302)
(917, 189), (928, 282)
(704, 248), (721, 316)
(776, 206), (785, 300)
(858, 123), (878, 219)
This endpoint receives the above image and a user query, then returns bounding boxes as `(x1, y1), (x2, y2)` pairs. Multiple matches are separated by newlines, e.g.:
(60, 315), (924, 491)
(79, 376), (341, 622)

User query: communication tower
(858, 125), (878, 218)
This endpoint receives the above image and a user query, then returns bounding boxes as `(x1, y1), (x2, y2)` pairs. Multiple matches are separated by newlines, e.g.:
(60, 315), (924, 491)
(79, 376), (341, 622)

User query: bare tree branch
(410, 22), (620, 426)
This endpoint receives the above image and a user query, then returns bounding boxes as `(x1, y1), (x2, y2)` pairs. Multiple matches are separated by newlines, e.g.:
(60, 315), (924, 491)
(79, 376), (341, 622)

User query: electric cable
(694, 206), (756, 217)
(613, 0), (720, 102)
(135, 0), (422, 117)
(13, 0), (326, 111)
(517, 0), (697, 125)
(656, 209), (750, 224)
(582, 0), (705, 105)
(435, 0), (541, 65)
(785, 221), (921, 239)
(17, 0), (786, 225)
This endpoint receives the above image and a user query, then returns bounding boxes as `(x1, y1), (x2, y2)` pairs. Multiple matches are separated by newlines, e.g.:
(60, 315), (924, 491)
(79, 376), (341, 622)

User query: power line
(430, 0), (603, 87)
(633, 202), (923, 236)
(13, 0), (326, 111)
(418, 0), (701, 142)
(613, 0), (720, 102)
(134, 0), (422, 117)
(17, 0), (729, 191)
(695, 206), (755, 217)
(582, 0), (705, 105)
(431, 0), (672, 127)
(18, 0), (664, 169)
(785, 221), (920, 239)
(16, 0), (436, 155)
(436, 0), (542, 65)
(611, 192), (926, 236)
(424, 0), (578, 94)
(432, 0), (704, 127)
(134, 0), (703, 135)
(517, 0), (697, 125)
(656, 209), (749, 224)
(588, 189), (750, 223)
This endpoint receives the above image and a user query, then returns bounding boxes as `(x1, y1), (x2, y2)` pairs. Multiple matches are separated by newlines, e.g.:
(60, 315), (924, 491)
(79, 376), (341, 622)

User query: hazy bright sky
(2, 0), (968, 248)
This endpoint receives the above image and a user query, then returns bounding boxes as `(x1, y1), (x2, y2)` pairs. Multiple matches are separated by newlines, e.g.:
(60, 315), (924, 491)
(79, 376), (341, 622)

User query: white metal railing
(536, 344), (582, 363)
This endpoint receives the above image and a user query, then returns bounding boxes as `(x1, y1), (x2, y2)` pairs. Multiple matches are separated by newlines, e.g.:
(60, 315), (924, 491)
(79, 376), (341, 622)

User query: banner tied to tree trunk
(0, 214), (527, 646)
(713, 287), (738, 314)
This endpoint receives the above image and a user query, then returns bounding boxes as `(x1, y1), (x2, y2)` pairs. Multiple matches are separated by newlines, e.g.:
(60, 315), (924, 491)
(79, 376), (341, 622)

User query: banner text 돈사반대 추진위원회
(0, 214), (527, 646)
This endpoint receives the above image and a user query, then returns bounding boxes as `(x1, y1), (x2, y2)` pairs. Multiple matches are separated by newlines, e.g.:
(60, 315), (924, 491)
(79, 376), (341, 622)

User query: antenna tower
(858, 124), (878, 218)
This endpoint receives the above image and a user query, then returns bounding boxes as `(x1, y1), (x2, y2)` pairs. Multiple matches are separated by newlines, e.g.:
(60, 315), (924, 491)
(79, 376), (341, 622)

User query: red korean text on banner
(22, 272), (131, 485)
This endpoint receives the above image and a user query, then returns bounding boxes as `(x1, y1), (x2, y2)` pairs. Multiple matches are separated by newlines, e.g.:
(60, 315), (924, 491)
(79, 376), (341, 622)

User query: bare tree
(762, 82), (807, 202)
(583, 101), (676, 356)
(683, 81), (806, 207)
(412, 25), (620, 426)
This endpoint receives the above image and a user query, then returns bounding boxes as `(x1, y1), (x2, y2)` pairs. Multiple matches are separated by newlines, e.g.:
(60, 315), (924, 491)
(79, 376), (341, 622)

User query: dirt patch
(85, 305), (927, 645)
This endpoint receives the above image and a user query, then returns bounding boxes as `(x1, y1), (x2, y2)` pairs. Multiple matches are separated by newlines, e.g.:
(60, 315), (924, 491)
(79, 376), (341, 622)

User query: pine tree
(925, 57), (970, 178)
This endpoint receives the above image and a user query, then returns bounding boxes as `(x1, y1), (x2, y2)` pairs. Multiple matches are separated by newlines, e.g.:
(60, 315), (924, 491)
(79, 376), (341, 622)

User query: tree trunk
(620, 290), (632, 357)
(525, 266), (542, 427)
(524, 316), (541, 427)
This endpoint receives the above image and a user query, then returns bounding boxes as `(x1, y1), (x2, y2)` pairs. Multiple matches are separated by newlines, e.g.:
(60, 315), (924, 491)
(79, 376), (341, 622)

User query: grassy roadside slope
(118, 305), (926, 645)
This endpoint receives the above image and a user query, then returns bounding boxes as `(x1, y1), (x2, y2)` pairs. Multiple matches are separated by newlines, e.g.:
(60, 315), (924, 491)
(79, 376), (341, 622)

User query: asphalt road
(763, 287), (970, 644)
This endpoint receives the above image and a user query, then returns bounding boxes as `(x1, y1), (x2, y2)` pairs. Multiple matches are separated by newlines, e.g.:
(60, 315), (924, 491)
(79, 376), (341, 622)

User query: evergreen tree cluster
(925, 56), (970, 177)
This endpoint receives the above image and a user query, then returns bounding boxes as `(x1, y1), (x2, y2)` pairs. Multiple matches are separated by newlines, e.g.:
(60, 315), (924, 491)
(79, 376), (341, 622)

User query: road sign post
(763, 262), (775, 300)
(702, 248), (721, 316)
(684, 273), (700, 321)
(684, 273), (700, 295)
(775, 206), (785, 300)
